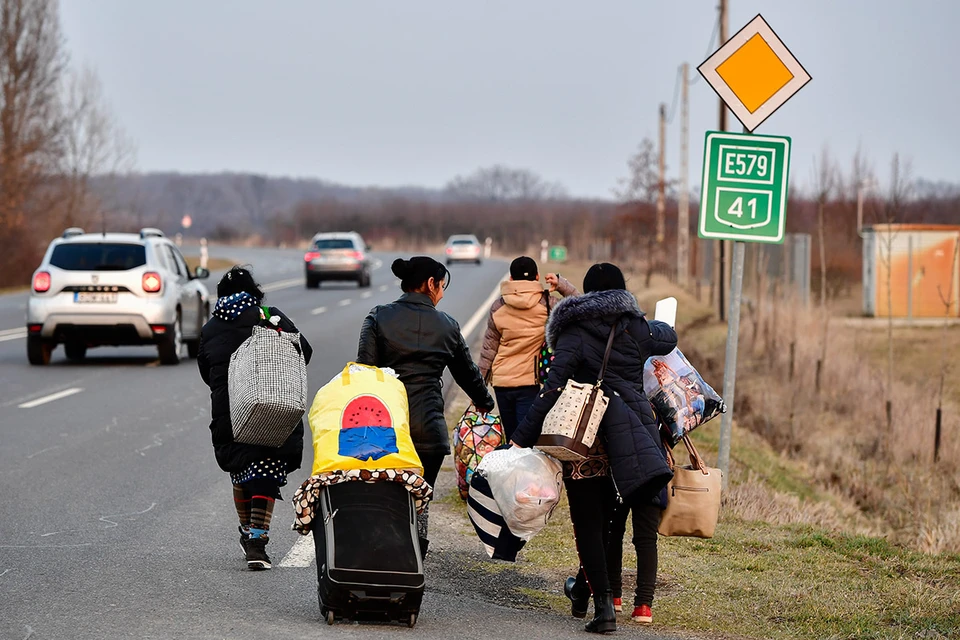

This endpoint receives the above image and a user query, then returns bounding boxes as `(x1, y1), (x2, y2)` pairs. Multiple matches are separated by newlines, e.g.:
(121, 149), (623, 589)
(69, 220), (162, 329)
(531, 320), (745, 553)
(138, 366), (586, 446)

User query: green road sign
(698, 131), (791, 244)
(548, 246), (567, 262)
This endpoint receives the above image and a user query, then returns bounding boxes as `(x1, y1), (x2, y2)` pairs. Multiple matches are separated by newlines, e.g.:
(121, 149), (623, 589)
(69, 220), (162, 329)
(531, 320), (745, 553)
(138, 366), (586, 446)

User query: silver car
(445, 234), (482, 265)
(26, 228), (212, 366)
(304, 231), (372, 288)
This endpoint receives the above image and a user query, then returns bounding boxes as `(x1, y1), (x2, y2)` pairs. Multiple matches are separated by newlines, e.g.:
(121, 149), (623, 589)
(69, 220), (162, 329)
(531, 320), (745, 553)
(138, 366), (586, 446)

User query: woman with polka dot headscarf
(198, 266), (314, 570)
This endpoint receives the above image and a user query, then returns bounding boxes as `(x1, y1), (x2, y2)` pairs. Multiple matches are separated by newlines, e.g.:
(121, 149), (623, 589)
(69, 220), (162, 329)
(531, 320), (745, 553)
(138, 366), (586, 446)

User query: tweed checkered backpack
(229, 311), (308, 447)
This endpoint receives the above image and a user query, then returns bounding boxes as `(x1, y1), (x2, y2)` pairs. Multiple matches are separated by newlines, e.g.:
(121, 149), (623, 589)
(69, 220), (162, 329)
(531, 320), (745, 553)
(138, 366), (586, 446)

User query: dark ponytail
(392, 256), (449, 293)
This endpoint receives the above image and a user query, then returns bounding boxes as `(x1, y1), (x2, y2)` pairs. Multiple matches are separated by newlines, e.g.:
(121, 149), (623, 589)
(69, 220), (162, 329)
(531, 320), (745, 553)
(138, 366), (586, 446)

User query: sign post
(697, 14), (810, 488)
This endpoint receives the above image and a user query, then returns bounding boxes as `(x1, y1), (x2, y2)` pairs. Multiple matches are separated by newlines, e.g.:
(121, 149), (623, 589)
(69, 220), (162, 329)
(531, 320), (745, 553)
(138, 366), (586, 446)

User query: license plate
(74, 292), (118, 304)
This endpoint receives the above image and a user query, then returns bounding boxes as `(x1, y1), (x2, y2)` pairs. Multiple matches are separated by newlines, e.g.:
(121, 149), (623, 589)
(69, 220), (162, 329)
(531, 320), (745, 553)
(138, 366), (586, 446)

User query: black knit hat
(583, 263), (626, 293)
(509, 256), (539, 281)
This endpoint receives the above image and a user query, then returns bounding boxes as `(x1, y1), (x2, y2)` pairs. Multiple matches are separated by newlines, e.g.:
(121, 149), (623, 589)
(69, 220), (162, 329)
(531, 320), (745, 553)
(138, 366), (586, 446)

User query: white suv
(26, 228), (212, 366)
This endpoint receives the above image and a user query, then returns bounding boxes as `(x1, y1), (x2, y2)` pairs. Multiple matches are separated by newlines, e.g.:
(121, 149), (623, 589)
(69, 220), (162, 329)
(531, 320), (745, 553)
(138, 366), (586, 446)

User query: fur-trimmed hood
(546, 289), (644, 349)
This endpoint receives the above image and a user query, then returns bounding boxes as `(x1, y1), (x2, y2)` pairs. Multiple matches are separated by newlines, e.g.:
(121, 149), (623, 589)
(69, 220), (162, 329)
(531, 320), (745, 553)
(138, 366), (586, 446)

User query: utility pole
(717, 0), (729, 320)
(656, 103), (667, 246)
(678, 63), (690, 288)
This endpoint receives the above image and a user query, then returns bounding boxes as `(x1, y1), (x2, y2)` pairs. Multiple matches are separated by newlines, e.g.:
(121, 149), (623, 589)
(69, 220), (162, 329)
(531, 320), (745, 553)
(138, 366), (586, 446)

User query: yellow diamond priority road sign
(698, 14), (811, 132)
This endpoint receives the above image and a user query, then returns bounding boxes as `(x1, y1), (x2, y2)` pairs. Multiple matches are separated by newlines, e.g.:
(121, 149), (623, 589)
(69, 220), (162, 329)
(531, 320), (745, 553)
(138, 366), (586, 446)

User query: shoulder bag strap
(596, 319), (619, 385)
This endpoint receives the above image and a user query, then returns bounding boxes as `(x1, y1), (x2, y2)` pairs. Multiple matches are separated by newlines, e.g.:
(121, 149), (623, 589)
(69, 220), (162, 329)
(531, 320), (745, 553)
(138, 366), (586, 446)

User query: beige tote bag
(658, 435), (722, 538)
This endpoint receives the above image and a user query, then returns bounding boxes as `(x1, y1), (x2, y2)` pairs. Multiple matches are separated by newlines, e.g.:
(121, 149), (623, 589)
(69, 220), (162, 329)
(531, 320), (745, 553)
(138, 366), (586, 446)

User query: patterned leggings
(233, 477), (282, 538)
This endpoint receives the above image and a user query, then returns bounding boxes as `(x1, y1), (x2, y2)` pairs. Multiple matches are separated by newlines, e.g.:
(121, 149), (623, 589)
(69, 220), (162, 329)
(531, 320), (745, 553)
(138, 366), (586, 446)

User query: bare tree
(0, 0), (68, 280)
(445, 165), (567, 201)
(934, 236), (959, 463)
(58, 65), (136, 229)
(874, 153), (913, 454)
(812, 146), (837, 394)
(614, 138), (665, 284)
(613, 138), (658, 204)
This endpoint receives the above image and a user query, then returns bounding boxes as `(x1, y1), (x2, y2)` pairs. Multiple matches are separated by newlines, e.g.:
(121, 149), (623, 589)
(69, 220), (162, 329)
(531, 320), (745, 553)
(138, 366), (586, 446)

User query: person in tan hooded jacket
(477, 256), (578, 440)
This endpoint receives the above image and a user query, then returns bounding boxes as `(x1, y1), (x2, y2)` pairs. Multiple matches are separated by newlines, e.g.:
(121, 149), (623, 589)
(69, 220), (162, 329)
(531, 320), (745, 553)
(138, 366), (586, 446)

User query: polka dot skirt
(230, 458), (288, 486)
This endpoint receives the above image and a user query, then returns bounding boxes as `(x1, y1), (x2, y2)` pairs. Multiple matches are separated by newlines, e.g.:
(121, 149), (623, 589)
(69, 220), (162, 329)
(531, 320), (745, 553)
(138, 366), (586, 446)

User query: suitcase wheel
(407, 613), (417, 628)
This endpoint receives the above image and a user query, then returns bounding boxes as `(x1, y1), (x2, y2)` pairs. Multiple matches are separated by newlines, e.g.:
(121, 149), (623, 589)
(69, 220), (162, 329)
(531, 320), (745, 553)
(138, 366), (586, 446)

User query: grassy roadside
(442, 259), (960, 639)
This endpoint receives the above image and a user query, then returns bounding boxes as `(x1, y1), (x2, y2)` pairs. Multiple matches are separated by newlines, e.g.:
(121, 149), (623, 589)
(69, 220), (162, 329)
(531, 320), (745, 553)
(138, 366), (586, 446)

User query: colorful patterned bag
(643, 348), (725, 446)
(535, 291), (554, 385)
(454, 406), (504, 500)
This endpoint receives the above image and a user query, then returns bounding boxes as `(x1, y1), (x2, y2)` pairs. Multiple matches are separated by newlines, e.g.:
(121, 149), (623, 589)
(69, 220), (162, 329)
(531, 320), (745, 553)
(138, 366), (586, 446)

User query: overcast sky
(60, 1), (959, 199)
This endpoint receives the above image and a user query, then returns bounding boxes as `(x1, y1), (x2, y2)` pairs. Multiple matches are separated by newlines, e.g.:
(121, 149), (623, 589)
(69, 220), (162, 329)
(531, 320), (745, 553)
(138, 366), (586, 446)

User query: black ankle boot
(564, 576), (589, 619)
(584, 592), (617, 634)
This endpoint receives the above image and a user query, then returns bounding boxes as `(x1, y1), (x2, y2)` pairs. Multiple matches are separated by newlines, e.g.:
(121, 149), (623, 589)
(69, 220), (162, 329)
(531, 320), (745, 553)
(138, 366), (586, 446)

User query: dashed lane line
(338, 299), (352, 307)
(19, 388), (84, 409)
(310, 306), (327, 316)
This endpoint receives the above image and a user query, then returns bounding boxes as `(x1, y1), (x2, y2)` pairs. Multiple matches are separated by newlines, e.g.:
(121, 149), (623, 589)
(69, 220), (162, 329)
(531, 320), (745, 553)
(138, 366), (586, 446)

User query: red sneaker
(631, 604), (652, 624)
(613, 597), (623, 613)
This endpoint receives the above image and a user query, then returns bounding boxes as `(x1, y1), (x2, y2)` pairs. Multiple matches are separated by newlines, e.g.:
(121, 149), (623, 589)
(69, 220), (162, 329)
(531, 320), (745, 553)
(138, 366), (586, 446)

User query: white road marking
(18, 388), (83, 409)
(0, 328), (26, 342)
(278, 533), (315, 568)
(460, 276), (506, 340)
(262, 277), (303, 293)
(371, 259), (383, 271)
(360, 291), (372, 299)
(310, 306), (328, 316)
(338, 299), (352, 307)
(379, 285), (390, 292)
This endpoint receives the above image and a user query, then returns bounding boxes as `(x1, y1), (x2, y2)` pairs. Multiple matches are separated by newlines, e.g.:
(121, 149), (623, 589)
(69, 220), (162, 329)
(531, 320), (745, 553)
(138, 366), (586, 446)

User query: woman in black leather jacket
(357, 256), (494, 553)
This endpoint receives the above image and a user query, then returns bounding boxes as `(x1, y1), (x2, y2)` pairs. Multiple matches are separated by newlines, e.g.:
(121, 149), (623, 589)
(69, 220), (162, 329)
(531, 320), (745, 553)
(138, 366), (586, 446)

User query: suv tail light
(305, 251), (320, 262)
(142, 272), (162, 293)
(349, 251), (363, 260)
(33, 271), (51, 293)
(445, 248), (453, 255)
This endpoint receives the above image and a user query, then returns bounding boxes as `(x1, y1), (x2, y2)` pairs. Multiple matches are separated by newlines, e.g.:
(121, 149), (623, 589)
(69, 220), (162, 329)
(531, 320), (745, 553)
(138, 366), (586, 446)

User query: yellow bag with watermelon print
(309, 362), (423, 475)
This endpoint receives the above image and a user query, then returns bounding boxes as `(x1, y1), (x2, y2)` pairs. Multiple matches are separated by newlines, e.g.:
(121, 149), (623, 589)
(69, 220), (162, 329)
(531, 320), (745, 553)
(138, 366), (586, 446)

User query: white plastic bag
(474, 448), (563, 541)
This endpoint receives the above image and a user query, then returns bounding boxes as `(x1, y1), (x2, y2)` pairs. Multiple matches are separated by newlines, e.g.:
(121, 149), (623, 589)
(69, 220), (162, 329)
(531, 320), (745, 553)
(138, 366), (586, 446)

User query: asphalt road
(0, 246), (674, 640)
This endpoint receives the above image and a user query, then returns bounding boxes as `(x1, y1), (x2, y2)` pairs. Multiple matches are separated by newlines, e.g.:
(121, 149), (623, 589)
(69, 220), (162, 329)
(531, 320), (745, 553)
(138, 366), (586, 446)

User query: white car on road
(26, 228), (211, 365)
(444, 234), (482, 265)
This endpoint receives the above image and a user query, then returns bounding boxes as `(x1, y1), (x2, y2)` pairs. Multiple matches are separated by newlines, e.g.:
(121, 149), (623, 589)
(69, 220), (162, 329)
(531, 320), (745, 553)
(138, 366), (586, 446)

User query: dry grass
(438, 263), (960, 638)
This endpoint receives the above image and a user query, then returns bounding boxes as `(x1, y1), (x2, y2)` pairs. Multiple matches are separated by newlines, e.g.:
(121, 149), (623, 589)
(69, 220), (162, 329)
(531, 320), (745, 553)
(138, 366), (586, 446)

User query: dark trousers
(566, 476), (617, 597)
(419, 453), (445, 488)
(494, 385), (540, 442)
(608, 502), (660, 606)
(416, 453), (446, 557)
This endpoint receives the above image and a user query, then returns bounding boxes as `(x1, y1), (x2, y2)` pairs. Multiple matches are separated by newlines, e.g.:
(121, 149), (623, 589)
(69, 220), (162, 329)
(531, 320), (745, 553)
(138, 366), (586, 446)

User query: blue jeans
(494, 385), (540, 443)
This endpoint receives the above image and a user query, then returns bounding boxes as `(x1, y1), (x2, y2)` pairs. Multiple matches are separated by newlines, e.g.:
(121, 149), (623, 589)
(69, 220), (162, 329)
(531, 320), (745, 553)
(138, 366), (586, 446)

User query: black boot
(584, 592), (616, 634)
(564, 576), (589, 619)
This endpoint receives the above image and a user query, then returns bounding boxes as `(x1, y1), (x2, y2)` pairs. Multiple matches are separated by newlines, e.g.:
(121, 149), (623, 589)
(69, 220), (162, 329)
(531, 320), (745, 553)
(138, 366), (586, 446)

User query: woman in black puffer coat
(197, 266), (313, 571)
(512, 263), (676, 634)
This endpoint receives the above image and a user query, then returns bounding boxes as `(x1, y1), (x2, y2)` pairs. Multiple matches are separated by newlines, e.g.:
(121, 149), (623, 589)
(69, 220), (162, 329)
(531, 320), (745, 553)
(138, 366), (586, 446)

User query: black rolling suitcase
(314, 481), (424, 627)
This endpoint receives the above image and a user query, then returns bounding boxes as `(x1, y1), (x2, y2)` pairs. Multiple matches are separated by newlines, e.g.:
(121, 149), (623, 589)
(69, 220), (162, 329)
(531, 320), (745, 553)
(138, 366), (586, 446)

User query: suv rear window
(49, 243), (147, 271)
(314, 239), (356, 250)
(452, 239), (477, 245)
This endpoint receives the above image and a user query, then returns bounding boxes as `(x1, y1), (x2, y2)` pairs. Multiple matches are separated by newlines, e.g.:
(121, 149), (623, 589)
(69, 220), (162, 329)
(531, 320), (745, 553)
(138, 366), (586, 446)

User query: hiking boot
(631, 604), (653, 624)
(245, 537), (272, 571)
(584, 592), (616, 634)
(564, 576), (589, 619)
(613, 597), (623, 613)
(238, 526), (251, 557)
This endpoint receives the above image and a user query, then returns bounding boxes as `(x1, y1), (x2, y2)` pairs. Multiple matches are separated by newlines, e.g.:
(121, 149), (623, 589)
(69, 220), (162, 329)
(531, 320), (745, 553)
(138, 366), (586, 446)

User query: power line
(665, 65), (684, 124)
(688, 8), (722, 86)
